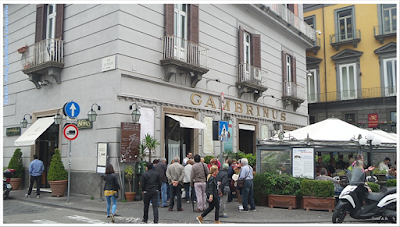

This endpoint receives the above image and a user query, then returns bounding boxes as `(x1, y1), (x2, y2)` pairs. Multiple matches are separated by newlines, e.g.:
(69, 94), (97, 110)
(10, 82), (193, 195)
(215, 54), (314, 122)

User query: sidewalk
(10, 189), (336, 224)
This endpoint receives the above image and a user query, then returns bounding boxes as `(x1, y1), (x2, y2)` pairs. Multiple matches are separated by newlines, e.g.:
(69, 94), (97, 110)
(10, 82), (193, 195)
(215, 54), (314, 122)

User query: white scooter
(332, 170), (396, 223)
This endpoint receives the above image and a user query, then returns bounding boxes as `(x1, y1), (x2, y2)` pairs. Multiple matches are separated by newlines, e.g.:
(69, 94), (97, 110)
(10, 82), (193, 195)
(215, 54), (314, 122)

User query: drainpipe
(322, 4), (328, 119)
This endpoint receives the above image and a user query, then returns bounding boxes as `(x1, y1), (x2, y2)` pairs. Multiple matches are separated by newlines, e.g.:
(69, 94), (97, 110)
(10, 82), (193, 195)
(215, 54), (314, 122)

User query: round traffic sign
(63, 124), (79, 140)
(64, 101), (80, 118)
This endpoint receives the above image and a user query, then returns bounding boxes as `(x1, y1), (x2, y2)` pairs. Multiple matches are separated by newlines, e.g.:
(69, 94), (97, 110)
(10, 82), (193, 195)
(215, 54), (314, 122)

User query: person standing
(216, 163), (229, 218)
(183, 152), (192, 166)
(154, 158), (168, 207)
(102, 164), (120, 223)
(238, 158), (256, 212)
(166, 156), (185, 211)
(141, 162), (162, 224)
(183, 159), (196, 203)
(191, 154), (209, 212)
(25, 154), (44, 199)
(196, 165), (222, 224)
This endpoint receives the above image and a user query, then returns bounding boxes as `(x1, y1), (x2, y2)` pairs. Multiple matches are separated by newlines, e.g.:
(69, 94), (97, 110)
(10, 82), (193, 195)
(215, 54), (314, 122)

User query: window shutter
(238, 27), (244, 64)
(188, 4), (199, 44)
(282, 51), (287, 81)
(251, 34), (261, 68)
(35, 4), (47, 43)
(164, 4), (174, 36)
(287, 4), (295, 13)
(55, 4), (64, 40)
(292, 55), (297, 83)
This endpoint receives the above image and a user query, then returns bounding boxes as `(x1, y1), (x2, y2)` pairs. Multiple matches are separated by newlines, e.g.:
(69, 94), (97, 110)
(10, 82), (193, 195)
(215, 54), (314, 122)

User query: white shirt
(378, 161), (389, 175)
(183, 164), (192, 183)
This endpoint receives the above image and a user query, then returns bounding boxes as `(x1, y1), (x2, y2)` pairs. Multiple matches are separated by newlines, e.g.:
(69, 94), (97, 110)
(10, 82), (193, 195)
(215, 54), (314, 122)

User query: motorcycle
(332, 168), (397, 223)
(3, 169), (15, 200)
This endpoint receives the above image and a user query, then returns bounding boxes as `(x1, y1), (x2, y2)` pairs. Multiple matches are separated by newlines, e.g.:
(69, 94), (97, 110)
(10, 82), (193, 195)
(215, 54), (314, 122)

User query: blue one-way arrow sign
(64, 101), (80, 118)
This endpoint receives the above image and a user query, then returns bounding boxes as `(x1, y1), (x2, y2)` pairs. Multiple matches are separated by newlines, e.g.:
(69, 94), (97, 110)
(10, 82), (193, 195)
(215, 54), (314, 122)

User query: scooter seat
(367, 187), (396, 202)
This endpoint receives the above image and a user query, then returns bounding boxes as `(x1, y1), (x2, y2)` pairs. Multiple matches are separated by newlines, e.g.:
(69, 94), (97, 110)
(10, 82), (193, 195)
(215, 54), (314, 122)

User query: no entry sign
(63, 124), (79, 140)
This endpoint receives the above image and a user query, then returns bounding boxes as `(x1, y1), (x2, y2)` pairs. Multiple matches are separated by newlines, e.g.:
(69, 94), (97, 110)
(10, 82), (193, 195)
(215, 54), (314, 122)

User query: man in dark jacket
(140, 162), (162, 224)
(154, 158), (168, 207)
(216, 163), (229, 218)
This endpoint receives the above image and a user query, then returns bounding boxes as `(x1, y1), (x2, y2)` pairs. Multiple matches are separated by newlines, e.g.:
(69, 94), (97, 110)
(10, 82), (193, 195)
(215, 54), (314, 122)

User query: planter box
(302, 196), (336, 212)
(374, 174), (386, 182)
(49, 180), (68, 197)
(268, 194), (298, 210)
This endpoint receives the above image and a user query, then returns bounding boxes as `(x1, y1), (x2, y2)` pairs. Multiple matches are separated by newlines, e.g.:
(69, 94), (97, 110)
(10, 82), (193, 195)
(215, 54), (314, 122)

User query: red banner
(368, 114), (379, 128)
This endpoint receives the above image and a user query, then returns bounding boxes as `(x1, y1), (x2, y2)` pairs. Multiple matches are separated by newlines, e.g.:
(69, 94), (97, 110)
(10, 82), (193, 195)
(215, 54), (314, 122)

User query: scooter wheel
(332, 207), (347, 223)
(4, 191), (10, 200)
(388, 216), (396, 223)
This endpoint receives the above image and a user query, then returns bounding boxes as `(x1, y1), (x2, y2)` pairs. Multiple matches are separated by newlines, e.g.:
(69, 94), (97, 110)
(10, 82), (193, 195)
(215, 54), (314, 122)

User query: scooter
(332, 170), (397, 223)
(3, 169), (15, 200)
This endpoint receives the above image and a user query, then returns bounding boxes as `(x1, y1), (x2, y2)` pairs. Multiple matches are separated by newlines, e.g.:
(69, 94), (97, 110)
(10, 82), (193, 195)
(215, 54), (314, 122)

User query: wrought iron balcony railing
(330, 29), (361, 44)
(374, 24), (397, 36)
(262, 4), (316, 42)
(22, 38), (64, 69)
(161, 35), (209, 69)
(238, 63), (267, 87)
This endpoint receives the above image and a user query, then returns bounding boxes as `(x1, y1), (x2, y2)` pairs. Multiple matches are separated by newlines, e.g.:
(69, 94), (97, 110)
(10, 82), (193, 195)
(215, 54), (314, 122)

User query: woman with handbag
(102, 164), (120, 223)
(196, 165), (222, 224)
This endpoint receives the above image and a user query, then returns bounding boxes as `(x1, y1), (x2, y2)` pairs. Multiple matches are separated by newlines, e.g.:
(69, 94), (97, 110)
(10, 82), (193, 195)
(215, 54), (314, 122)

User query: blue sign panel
(224, 120), (233, 152)
(64, 101), (80, 118)
(219, 121), (228, 141)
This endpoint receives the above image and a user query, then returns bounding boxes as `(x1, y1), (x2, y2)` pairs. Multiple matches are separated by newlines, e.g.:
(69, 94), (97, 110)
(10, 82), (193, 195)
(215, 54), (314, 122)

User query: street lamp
(88, 103), (101, 122)
(206, 78), (221, 90)
(54, 109), (62, 125)
(129, 102), (141, 123)
(359, 132), (381, 166)
(20, 114), (32, 128)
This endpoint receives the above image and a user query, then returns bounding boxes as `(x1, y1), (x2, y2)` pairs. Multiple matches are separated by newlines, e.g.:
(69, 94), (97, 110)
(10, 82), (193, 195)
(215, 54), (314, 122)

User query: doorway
(36, 123), (59, 188)
(239, 129), (254, 154)
(165, 116), (193, 164)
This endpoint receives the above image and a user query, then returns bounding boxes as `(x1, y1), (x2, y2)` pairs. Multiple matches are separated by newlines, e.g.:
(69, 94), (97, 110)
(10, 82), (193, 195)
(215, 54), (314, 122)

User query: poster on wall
(120, 122), (141, 162)
(96, 142), (108, 173)
(292, 147), (314, 179)
(203, 117), (214, 154)
(138, 107), (155, 154)
(368, 114), (378, 128)
(224, 120), (233, 152)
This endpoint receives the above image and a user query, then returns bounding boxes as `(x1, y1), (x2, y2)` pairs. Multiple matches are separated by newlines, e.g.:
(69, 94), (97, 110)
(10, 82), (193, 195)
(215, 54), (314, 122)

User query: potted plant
(254, 172), (273, 206)
(267, 173), (303, 210)
(372, 169), (387, 182)
(386, 179), (396, 187)
(124, 165), (136, 202)
(143, 133), (160, 163)
(300, 179), (335, 212)
(47, 148), (68, 197)
(7, 148), (24, 190)
(367, 182), (380, 192)
(17, 45), (28, 54)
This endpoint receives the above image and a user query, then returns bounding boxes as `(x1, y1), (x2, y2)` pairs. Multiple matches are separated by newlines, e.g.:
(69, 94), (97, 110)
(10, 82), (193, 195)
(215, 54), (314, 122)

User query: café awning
(14, 117), (54, 146)
(166, 114), (207, 129)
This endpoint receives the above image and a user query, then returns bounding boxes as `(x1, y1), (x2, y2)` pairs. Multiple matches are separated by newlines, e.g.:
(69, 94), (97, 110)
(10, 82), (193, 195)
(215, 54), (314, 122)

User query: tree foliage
(47, 148), (68, 181)
(7, 148), (24, 178)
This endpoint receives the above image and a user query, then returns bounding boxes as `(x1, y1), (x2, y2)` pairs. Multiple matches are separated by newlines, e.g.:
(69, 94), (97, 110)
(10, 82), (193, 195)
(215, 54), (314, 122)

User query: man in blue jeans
(25, 154), (44, 198)
(154, 158), (168, 207)
(238, 158), (256, 212)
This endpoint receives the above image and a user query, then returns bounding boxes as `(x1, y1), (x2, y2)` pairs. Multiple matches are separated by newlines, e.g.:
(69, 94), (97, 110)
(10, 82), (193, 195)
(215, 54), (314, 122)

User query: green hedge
(386, 179), (396, 187)
(300, 179), (334, 198)
(47, 148), (68, 181)
(7, 148), (24, 178)
(254, 172), (303, 201)
(367, 182), (380, 192)
(203, 155), (214, 164)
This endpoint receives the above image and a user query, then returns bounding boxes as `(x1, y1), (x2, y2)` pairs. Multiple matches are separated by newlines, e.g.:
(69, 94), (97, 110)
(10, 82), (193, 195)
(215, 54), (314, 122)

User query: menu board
(292, 147), (314, 179)
(120, 122), (141, 162)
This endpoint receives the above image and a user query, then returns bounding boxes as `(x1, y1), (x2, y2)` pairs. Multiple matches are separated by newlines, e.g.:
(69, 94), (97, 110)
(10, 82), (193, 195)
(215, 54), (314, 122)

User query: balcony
(282, 81), (306, 111)
(236, 64), (268, 102)
(374, 24), (397, 44)
(330, 29), (361, 51)
(310, 86), (397, 103)
(260, 4), (316, 42)
(306, 37), (321, 55)
(160, 36), (209, 88)
(21, 38), (64, 89)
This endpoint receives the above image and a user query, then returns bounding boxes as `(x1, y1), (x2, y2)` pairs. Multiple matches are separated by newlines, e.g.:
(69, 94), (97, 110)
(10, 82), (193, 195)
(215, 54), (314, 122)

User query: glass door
(338, 10), (353, 41)
(174, 4), (187, 61)
(307, 69), (318, 103)
(339, 63), (357, 100)
(383, 58), (397, 96)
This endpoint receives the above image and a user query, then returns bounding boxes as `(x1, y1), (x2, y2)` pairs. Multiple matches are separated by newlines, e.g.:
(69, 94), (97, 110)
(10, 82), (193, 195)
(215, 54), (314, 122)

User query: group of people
(100, 152), (256, 224)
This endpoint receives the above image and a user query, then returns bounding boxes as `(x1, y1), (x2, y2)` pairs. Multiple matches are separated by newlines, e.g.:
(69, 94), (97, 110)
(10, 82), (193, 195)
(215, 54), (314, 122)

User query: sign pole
(219, 92), (224, 165)
(67, 139), (71, 203)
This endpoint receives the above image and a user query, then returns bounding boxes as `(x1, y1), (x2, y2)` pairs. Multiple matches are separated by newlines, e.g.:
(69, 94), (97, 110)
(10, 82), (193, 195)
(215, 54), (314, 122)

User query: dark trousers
(201, 197), (220, 221)
(241, 180), (256, 211)
(184, 182), (196, 201)
(169, 184), (182, 210)
(143, 190), (159, 223)
(28, 175), (41, 195)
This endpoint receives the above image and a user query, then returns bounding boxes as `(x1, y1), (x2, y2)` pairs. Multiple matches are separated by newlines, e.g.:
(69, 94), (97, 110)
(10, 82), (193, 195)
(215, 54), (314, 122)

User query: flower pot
(10, 178), (22, 190)
(302, 196), (336, 212)
(48, 180), (68, 197)
(268, 194), (298, 210)
(125, 192), (136, 202)
(18, 46), (28, 54)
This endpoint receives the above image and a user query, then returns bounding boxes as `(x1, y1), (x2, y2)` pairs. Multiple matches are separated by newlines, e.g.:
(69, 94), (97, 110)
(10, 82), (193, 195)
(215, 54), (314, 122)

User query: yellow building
(304, 4), (397, 133)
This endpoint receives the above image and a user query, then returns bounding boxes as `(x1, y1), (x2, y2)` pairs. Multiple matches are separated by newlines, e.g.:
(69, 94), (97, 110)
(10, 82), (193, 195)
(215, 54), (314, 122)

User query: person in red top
(207, 158), (221, 170)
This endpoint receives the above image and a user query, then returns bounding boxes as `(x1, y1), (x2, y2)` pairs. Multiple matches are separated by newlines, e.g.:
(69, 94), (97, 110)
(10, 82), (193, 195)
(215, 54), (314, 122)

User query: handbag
(237, 165), (251, 188)
(224, 185), (230, 194)
(114, 191), (119, 198)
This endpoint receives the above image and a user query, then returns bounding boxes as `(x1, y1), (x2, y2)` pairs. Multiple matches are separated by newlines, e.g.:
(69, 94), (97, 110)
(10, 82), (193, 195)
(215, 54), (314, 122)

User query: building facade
(3, 4), (314, 196)
(304, 4), (397, 133)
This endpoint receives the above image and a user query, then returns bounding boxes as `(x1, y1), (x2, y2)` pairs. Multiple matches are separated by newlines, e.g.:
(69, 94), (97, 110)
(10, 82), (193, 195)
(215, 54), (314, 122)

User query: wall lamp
(129, 102), (141, 123)
(307, 70), (313, 77)
(88, 103), (101, 122)
(38, 80), (51, 87)
(54, 109), (62, 125)
(206, 78), (221, 90)
(262, 94), (275, 104)
(20, 114), (32, 128)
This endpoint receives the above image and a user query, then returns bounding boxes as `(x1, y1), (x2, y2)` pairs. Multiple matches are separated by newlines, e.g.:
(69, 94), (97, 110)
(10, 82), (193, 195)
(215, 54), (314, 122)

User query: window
(174, 4), (187, 60)
(309, 116), (316, 124)
(307, 69), (318, 103)
(383, 58), (397, 96)
(339, 63), (357, 100)
(238, 26), (261, 83)
(304, 16), (315, 29)
(382, 4), (397, 34)
(338, 9), (353, 40)
(282, 51), (296, 96)
(35, 4), (64, 43)
(46, 4), (56, 40)
(244, 32), (251, 72)
(345, 113), (355, 124)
